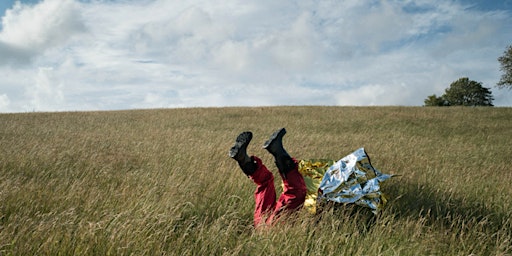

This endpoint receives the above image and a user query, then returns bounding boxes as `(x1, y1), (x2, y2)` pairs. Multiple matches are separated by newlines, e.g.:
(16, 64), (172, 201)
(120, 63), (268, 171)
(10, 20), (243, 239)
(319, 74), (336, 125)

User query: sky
(0, 0), (511, 112)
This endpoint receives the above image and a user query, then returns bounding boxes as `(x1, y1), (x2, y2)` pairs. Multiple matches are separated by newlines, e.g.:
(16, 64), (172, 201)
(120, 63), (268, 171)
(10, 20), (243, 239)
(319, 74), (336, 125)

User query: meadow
(1, 106), (511, 255)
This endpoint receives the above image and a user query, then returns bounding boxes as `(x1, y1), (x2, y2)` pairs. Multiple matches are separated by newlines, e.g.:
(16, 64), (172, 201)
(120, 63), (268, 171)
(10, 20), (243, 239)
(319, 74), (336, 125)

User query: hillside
(1, 106), (511, 255)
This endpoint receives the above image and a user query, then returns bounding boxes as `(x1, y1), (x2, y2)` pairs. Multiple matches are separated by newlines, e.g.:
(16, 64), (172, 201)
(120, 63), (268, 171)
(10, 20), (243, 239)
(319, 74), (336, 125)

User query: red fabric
(249, 156), (307, 227)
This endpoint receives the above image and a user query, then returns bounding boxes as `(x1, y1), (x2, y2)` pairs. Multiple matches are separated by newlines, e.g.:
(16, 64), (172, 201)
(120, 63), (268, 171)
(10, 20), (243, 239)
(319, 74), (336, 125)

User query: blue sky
(1, 0), (511, 112)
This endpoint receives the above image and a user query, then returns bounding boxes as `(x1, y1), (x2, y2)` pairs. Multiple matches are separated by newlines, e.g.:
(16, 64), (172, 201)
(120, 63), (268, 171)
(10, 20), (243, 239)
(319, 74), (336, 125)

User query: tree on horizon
(497, 45), (512, 89)
(424, 77), (494, 107)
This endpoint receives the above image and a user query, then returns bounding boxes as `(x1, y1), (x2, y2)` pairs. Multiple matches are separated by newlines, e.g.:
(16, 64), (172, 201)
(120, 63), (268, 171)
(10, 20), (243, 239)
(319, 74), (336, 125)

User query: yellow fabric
(297, 159), (335, 214)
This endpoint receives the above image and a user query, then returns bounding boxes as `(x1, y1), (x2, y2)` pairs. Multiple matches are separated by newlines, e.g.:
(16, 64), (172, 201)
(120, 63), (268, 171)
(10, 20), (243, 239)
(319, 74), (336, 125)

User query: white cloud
(336, 83), (411, 106)
(0, 0), (84, 65)
(0, 0), (511, 112)
(27, 67), (65, 111)
(0, 93), (10, 110)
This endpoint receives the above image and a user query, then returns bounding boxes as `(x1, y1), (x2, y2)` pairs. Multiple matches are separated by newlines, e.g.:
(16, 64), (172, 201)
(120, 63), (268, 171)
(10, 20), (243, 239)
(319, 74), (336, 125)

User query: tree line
(424, 45), (512, 107)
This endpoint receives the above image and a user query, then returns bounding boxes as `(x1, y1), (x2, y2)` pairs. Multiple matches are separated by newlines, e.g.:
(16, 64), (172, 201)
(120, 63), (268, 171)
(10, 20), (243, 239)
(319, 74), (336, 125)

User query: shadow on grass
(312, 179), (510, 237)
(383, 180), (509, 234)
(315, 202), (378, 234)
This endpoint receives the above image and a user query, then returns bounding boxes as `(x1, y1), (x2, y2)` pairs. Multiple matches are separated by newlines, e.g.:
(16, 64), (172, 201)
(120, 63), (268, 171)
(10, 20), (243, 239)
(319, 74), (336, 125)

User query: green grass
(1, 106), (511, 255)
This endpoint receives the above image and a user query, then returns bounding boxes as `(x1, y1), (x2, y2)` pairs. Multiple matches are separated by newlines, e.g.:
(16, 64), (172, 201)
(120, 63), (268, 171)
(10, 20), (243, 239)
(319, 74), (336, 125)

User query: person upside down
(229, 128), (393, 227)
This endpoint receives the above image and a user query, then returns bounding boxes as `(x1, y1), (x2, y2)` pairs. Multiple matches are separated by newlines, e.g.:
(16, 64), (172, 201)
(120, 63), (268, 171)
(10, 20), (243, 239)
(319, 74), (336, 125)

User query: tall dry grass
(1, 106), (511, 255)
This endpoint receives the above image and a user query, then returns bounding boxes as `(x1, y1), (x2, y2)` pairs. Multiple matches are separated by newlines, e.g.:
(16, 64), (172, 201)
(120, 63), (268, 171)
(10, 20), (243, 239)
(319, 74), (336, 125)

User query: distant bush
(425, 77), (494, 106)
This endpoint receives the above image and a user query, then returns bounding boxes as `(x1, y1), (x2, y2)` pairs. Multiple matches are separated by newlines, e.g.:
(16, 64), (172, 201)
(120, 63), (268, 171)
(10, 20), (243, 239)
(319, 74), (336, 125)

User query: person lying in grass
(229, 128), (392, 227)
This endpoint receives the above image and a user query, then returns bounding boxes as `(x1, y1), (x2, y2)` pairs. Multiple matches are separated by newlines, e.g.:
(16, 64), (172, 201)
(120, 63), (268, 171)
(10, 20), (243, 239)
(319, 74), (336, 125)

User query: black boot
(263, 128), (296, 178)
(229, 131), (256, 176)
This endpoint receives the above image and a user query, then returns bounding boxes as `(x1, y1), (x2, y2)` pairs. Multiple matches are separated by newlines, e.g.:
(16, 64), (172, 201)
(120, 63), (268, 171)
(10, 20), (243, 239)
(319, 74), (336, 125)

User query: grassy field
(1, 106), (511, 255)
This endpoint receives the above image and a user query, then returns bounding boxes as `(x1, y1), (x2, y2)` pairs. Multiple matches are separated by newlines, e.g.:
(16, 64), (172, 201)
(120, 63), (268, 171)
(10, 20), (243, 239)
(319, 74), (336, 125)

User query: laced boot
(263, 128), (296, 178)
(229, 131), (256, 176)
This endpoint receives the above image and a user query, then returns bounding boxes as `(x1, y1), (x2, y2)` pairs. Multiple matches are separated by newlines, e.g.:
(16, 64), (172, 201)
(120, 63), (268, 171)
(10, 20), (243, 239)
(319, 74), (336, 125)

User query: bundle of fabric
(298, 148), (393, 214)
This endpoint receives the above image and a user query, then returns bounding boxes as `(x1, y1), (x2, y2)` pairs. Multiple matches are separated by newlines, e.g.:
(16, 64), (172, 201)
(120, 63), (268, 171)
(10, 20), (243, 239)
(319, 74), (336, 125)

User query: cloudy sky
(1, 0), (511, 112)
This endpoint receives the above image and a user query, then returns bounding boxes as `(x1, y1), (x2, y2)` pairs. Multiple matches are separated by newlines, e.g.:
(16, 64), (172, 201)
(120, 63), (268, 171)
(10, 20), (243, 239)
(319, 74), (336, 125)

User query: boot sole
(263, 128), (286, 149)
(229, 131), (252, 158)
